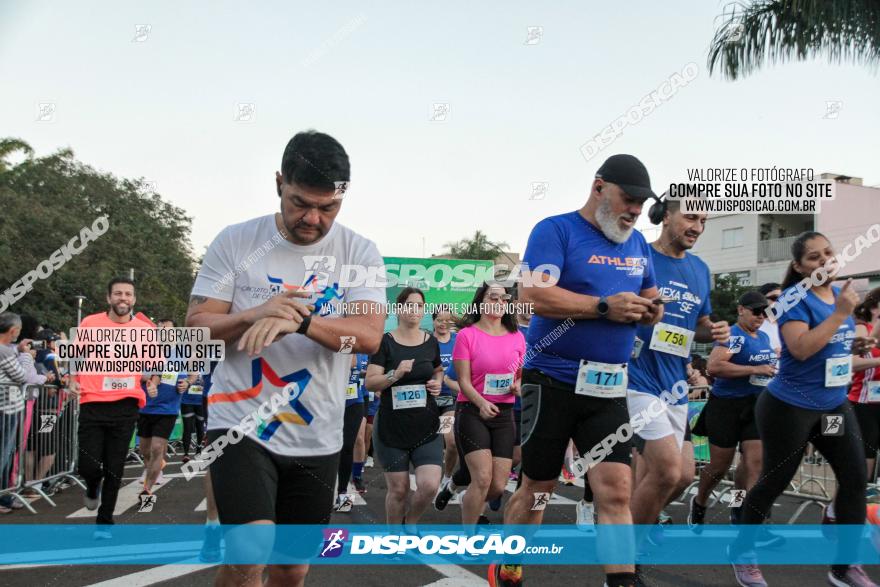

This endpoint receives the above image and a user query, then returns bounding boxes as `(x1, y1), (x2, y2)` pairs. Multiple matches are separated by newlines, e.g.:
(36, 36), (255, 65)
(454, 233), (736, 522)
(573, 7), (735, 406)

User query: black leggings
(338, 402), (364, 494)
(733, 391), (866, 562)
(180, 404), (205, 455)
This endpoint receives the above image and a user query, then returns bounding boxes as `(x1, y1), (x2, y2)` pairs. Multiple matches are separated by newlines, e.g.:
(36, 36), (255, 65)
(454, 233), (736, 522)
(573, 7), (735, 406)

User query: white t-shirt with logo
(192, 214), (385, 457)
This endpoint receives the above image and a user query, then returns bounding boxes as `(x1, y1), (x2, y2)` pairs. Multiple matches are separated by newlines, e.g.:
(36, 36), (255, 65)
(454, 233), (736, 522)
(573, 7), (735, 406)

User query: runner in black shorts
(452, 283), (525, 525)
(187, 130), (386, 586)
(365, 287), (443, 526)
(495, 155), (663, 587)
(690, 291), (776, 529)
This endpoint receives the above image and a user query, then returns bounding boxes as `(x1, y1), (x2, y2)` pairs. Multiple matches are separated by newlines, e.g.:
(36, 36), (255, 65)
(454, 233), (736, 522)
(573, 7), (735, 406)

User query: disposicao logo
(320, 528), (348, 558)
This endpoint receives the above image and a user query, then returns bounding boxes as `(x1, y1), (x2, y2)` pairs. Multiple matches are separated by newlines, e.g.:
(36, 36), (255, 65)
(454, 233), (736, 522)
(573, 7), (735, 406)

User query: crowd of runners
(6, 130), (880, 587)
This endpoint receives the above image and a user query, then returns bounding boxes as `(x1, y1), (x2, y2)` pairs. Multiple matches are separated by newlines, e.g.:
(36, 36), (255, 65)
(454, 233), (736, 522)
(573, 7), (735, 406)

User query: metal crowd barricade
(17, 384), (85, 511)
(0, 383), (28, 511)
(683, 384), (747, 509)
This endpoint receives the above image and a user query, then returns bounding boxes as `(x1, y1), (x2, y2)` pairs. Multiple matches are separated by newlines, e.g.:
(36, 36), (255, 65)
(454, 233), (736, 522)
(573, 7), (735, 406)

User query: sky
(2, 0), (878, 261)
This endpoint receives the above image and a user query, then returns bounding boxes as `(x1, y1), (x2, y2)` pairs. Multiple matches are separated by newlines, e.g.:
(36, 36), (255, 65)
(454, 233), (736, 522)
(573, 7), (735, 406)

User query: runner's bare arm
(518, 275), (601, 319)
(853, 324), (880, 372)
(519, 274), (655, 322)
(186, 290), (312, 344)
(695, 314), (730, 344)
(185, 295), (250, 344)
(638, 286), (663, 325)
(706, 343), (765, 378)
(304, 300), (385, 355)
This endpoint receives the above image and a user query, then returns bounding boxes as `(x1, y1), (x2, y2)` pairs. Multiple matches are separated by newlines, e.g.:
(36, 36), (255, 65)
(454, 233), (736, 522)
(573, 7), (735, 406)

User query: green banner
(381, 256), (493, 331)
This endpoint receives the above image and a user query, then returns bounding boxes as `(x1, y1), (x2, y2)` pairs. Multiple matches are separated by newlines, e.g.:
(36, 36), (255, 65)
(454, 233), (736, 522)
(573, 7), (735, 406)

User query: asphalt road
(0, 455), (871, 587)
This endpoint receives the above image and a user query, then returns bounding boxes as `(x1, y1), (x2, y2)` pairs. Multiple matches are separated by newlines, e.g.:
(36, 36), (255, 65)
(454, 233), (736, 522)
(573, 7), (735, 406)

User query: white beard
(596, 197), (634, 243)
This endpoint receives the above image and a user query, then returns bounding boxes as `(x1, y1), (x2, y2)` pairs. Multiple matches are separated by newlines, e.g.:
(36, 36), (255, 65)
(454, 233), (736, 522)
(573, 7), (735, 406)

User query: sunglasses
(748, 307), (768, 317)
(766, 295), (779, 302)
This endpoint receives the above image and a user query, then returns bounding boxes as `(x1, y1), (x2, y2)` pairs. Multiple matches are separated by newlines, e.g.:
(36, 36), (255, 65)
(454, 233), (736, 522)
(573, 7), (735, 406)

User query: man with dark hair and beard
(68, 277), (155, 537)
(494, 155), (663, 587)
(187, 130), (385, 587)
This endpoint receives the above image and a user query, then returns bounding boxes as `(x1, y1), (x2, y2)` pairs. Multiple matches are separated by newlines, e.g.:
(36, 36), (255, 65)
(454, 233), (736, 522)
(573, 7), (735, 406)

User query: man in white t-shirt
(187, 130), (385, 587)
(758, 282), (782, 355)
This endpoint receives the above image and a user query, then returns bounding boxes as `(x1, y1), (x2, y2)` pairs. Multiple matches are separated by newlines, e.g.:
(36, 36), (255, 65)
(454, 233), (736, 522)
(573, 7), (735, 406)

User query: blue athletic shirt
(522, 211), (656, 385)
(346, 353), (369, 406)
(181, 372), (206, 406)
(767, 286), (856, 410)
(437, 334), (457, 396)
(628, 248), (712, 404)
(711, 324), (776, 398)
(141, 371), (186, 415)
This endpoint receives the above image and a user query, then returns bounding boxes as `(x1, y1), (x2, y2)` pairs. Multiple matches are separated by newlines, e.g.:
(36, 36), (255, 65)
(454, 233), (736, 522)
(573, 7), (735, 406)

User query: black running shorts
(136, 413), (177, 440)
(519, 368), (632, 481)
(207, 430), (339, 525)
(695, 394), (759, 449)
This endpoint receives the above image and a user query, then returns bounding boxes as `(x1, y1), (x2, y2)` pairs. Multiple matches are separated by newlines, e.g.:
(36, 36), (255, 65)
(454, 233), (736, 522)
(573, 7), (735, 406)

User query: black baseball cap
(36, 329), (60, 341)
(738, 291), (769, 309)
(595, 154), (657, 202)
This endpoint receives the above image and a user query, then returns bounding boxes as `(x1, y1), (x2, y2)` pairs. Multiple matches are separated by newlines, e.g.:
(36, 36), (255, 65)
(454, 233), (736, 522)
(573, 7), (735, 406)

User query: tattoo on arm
(189, 295), (208, 307)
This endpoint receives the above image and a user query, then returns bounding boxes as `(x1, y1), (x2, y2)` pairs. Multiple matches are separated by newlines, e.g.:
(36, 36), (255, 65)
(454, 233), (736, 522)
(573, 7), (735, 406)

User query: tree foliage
(708, 0), (880, 80)
(0, 138), (197, 330)
(710, 273), (752, 325)
(442, 230), (509, 260)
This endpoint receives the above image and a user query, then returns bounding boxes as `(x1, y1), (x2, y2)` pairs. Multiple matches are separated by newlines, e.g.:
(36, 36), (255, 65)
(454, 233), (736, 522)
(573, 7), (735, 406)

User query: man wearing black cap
(492, 154), (663, 587)
(689, 290), (776, 533)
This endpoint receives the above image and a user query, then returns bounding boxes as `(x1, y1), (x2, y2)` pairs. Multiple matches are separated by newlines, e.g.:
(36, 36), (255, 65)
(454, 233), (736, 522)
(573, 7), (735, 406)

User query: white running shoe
(334, 494), (353, 513)
(365, 456), (374, 468)
(576, 500), (597, 532)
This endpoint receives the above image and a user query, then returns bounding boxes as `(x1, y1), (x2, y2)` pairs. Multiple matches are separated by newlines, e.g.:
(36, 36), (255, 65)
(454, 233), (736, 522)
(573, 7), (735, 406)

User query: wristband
(296, 314), (312, 335)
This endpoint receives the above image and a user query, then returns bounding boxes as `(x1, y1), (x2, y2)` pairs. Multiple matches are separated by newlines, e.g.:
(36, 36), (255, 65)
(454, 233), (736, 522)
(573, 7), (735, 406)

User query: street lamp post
(74, 295), (86, 326)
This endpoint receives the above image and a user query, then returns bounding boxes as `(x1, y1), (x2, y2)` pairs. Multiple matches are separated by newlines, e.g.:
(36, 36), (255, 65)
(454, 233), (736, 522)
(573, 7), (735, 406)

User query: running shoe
(828, 565), (879, 586)
(488, 562), (522, 587)
(728, 547), (767, 587)
(488, 496), (502, 511)
(755, 526), (786, 548)
(645, 523), (666, 547)
(822, 503), (838, 540)
(509, 470), (519, 482)
(334, 494), (353, 513)
(93, 527), (113, 540)
(182, 455), (191, 464)
(657, 509), (673, 525)
(365, 456), (374, 468)
(478, 514), (491, 525)
(353, 477), (367, 494)
(575, 500), (596, 532)
(560, 467), (575, 486)
(434, 478), (455, 511)
(199, 525), (223, 563)
(687, 495), (706, 531)
(84, 481), (102, 511)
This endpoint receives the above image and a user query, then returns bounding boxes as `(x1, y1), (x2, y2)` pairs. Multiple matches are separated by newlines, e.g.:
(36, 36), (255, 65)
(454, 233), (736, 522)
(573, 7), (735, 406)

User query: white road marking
(195, 498), (206, 511)
(422, 563), (485, 586)
(67, 479), (172, 518)
(80, 562), (216, 586)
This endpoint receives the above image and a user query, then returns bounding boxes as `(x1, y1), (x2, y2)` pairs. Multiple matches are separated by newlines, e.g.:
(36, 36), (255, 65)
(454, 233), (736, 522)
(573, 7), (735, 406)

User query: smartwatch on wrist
(296, 314), (312, 335)
(597, 297), (610, 318)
